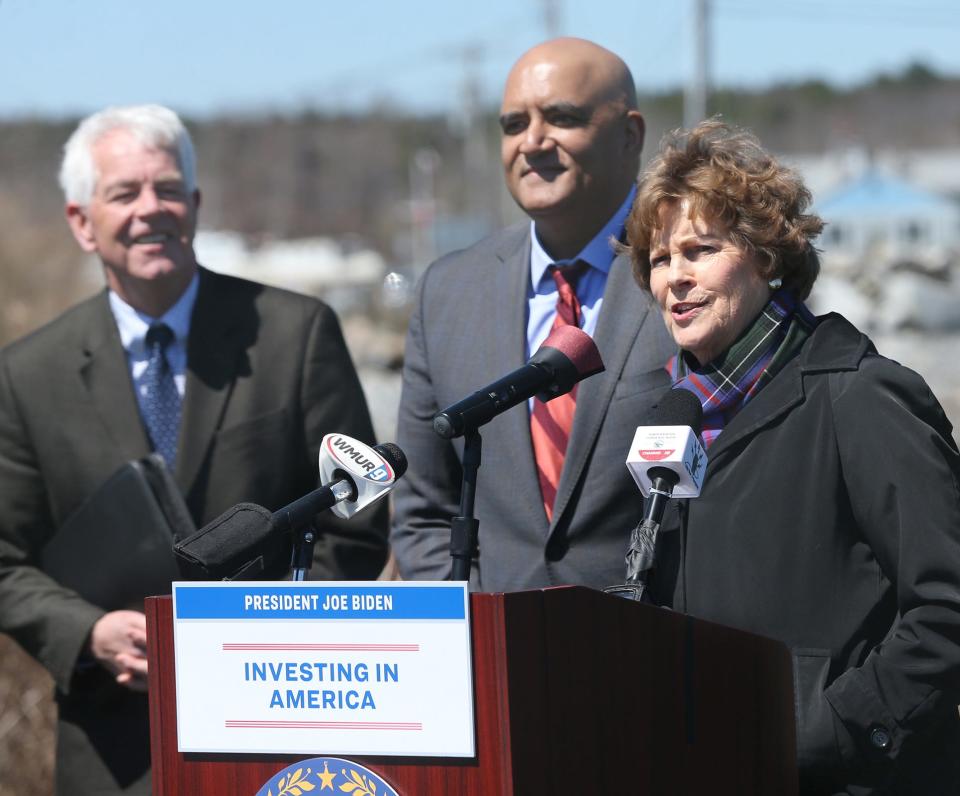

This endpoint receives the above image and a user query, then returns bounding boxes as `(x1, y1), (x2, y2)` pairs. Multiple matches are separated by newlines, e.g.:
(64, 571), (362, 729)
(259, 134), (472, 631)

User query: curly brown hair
(625, 118), (824, 299)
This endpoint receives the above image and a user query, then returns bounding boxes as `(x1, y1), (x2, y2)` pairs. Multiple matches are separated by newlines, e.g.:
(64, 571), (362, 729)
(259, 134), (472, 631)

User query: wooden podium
(146, 586), (798, 795)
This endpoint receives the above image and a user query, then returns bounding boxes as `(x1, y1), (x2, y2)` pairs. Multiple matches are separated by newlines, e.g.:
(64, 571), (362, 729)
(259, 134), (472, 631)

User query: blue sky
(1, 0), (958, 119)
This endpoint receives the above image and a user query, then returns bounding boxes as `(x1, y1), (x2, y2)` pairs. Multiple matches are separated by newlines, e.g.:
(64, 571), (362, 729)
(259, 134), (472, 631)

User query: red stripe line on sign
(225, 721), (422, 730)
(221, 644), (419, 651)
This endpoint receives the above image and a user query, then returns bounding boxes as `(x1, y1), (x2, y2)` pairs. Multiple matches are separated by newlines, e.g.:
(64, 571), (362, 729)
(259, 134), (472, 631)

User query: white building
(813, 169), (960, 276)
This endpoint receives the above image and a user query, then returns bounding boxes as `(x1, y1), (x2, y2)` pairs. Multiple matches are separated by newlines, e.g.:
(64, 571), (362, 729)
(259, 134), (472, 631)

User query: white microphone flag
(626, 425), (707, 498)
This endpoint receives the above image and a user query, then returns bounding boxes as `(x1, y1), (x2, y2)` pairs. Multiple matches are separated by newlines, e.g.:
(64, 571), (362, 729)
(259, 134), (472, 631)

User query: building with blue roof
(814, 169), (960, 272)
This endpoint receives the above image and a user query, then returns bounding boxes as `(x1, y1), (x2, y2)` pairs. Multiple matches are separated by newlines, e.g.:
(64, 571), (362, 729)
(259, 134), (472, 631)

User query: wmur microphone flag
(317, 433), (404, 519)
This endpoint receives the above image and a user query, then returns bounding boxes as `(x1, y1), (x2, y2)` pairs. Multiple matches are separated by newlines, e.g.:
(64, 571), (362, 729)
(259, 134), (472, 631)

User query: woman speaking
(626, 120), (960, 795)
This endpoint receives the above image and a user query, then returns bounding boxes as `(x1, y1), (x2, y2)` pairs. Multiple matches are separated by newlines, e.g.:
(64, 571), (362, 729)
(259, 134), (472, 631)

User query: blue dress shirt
(525, 185), (637, 358)
(108, 273), (199, 411)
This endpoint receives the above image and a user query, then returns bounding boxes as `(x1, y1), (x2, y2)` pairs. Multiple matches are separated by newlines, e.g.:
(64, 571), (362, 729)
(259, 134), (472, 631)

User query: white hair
(58, 104), (197, 205)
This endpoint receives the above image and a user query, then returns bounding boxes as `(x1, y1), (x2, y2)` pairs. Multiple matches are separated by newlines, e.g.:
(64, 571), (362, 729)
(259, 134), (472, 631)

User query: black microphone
(433, 325), (604, 439)
(174, 437), (407, 581)
(607, 388), (705, 601)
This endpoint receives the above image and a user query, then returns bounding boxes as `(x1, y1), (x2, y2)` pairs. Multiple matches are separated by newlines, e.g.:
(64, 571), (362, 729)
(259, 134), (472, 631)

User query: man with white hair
(0, 104), (387, 794)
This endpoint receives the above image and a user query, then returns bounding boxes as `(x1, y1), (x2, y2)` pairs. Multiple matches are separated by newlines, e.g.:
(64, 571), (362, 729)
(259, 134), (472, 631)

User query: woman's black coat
(653, 314), (960, 795)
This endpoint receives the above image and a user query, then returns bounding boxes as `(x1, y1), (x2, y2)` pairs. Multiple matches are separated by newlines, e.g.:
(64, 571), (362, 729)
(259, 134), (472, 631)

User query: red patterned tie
(531, 262), (587, 520)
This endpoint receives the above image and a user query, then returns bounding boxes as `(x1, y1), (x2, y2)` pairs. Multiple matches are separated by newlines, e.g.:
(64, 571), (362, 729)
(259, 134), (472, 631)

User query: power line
(301, 11), (535, 109)
(717, 0), (960, 27)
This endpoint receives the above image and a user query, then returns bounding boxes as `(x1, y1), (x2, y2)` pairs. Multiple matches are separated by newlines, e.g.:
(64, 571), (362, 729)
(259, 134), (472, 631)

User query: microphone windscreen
(540, 325), (604, 379)
(651, 388), (704, 435)
(174, 502), (285, 580)
(373, 442), (408, 479)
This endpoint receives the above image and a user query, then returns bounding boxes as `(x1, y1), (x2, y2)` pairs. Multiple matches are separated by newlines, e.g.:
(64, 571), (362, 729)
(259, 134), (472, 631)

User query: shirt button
(869, 725), (892, 751)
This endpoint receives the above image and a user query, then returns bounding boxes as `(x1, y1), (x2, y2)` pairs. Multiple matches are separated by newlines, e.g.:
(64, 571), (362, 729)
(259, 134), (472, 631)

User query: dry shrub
(0, 192), (99, 795)
(0, 191), (102, 347)
(0, 636), (54, 796)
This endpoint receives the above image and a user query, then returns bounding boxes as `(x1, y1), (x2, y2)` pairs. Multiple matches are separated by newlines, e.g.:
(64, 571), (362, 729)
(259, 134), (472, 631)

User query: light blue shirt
(108, 273), (199, 409)
(525, 185), (636, 358)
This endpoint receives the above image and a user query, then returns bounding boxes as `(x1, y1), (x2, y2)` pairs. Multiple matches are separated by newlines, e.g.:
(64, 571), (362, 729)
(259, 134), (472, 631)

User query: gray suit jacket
(391, 225), (675, 592)
(0, 267), (388, 794)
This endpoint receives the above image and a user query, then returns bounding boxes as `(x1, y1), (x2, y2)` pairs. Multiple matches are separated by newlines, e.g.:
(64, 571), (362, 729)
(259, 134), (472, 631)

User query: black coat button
(869, 725), (892, 751)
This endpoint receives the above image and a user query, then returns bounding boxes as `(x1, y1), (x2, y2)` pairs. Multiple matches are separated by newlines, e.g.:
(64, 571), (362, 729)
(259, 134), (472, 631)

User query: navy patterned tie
(142, 323), (181, 470)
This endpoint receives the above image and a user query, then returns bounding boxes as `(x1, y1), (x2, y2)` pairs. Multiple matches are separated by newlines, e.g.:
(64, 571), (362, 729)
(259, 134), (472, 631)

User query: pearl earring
(768, 277), (783, 290)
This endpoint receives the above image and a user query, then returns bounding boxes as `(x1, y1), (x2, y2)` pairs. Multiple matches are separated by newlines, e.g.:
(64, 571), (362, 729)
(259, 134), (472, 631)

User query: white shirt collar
(109, 272), (200, 355)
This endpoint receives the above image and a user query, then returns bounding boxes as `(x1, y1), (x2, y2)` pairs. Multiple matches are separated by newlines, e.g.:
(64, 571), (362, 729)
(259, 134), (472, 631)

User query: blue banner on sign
(174, 584), (466, 620)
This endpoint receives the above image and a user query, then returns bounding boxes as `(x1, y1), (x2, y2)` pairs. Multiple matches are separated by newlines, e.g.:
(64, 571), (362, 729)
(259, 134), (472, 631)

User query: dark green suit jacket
(0, 267), (388, 794)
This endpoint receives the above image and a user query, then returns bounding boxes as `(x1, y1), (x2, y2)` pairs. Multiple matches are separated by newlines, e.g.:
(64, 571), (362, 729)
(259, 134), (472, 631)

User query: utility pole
(458, 43), (496, 229)
(542, 0), (562, 38)
(684, 0), (710, 128)
(408, 148), (440, 275)
(461, 43), (486, 206)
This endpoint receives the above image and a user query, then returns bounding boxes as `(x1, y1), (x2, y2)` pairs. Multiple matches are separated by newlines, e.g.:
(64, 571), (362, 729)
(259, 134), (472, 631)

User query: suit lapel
(176, 269), (245, 494)
(76, 292), (152, 461)
(493, 229), (548, 530)
(551, 255), (654, 527)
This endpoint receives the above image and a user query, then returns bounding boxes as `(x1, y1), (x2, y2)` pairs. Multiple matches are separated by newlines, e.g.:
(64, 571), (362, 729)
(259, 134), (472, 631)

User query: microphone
(173, 435), (407, 580)
(626, 387), (707, 510)
(433, 325), (604, 440)
(607, 388), (706, 601)
(276, 434), (408, 529)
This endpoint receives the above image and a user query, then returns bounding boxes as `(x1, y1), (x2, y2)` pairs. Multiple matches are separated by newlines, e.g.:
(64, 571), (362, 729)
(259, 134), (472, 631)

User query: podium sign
(171, 581), (474, 757)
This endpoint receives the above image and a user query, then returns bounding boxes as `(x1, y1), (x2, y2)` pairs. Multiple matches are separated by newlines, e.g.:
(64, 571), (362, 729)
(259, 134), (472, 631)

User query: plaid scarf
(668, 289), (818, 448)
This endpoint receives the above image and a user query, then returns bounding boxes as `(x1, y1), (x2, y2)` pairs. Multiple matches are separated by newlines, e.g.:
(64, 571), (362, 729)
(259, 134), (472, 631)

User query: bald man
(391, 39), (675, 591)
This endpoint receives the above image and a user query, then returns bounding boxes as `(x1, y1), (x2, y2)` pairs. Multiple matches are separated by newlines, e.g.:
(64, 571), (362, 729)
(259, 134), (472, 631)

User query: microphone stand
(606, 466), (678, 602)
(291, 527), (318, 582)
(280, 480), (353, 581)
(449, 429), (482, 582)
